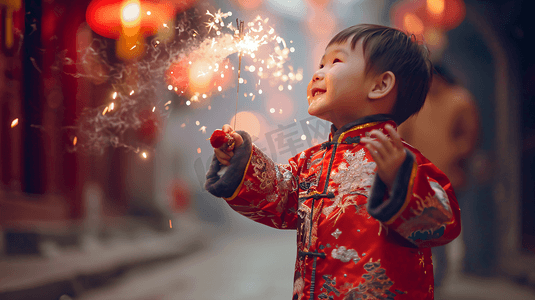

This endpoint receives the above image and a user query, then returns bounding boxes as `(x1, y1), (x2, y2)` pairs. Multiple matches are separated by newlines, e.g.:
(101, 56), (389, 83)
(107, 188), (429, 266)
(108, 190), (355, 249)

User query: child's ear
(368, 71), (396, 100)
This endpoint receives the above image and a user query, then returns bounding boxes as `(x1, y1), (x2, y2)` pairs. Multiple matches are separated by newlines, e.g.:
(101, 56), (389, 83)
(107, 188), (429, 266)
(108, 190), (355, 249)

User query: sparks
(73, 136), (77, 146)
(142, 152), (147, 159)
(169, 220), (172, 228)
(11, 118), (18, 128)
(112, 91), (118, 99)
(130, 90), (135, 95)
(199, 126), (207, 133)
(205, 9), (232, 33)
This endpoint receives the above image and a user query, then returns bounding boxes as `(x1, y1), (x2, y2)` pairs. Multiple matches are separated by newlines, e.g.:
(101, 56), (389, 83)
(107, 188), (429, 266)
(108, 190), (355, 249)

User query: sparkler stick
(234, 19), (244, 130)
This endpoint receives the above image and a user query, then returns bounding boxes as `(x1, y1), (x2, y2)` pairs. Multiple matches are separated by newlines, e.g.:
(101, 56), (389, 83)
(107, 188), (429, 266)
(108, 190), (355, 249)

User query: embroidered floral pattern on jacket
(293, 275), (305, 300)
(331, 246), (360, 264)
(324, 149), (376, 219)
(396, 180), (454, 244)
(331, 228), (342, 239)
(342, 259), (401, 300)
(319, 274), (341, 299)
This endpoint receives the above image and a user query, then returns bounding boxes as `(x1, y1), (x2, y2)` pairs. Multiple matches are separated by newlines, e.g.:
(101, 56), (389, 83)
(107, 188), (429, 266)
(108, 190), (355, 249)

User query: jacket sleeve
(366, 144), (461, 248)
(205, 131), (301, 230)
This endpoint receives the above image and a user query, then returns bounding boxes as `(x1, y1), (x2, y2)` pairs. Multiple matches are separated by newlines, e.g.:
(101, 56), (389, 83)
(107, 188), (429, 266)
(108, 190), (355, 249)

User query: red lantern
(391, 0), (466, 34)
(165, 56), (234, 96)
(86, 0), (177, 59)
(86, 0), (177, 39)
(166, 57), (191, 92)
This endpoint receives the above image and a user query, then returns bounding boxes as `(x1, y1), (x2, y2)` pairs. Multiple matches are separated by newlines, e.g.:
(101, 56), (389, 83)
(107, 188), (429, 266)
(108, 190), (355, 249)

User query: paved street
(75, 214), (535, 300)
(76, 216), (296, 300)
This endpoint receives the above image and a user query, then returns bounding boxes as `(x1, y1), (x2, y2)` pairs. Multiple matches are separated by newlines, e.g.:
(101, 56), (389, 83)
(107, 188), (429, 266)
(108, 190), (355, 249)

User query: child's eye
(319, 64), (324, 69)
(333, 58), (341, 63)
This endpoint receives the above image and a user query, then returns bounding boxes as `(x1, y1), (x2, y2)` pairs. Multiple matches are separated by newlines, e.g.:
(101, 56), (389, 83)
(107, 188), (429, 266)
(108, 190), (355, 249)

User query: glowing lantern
(165, 56), (234, 96)
(86, 0), (176, 59)
(403, 13), (425, 36)
(391, 0), (465, 33)
(188, 60), (214, 93)
(0, 0), (22, 49)
(166, 58), (190, 92)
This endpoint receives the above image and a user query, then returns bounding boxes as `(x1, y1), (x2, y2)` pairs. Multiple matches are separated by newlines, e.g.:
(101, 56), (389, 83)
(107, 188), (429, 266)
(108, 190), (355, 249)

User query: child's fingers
(214, 150), (230, 166)
(230, 131), (243, 148)
(385, 124), (404, 149)
(215, 148), (233, 161)
(363, 139), (384, 162)
(370, 129), (394, 154)
(222, 124), (234, 133)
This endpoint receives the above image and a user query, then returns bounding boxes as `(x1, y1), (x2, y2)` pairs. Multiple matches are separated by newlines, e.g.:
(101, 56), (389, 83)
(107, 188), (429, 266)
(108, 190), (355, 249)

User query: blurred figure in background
(398, 64), (479, 288)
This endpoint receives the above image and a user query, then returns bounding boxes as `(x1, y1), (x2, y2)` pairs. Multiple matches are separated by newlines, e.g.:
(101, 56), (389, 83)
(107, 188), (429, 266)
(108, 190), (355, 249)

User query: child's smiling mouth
(310, 88), (326, 98)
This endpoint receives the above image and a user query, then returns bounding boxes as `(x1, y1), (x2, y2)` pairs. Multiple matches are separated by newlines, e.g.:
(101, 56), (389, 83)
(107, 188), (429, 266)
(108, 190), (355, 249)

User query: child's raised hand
(212, 124), (243, 166)
(360, 124), (406, 190)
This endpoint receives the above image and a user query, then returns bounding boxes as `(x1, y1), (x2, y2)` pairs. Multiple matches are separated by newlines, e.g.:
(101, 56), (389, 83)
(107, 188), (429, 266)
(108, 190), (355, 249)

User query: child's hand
(360, 124), (406, 190)
(213, 124), (243, 166)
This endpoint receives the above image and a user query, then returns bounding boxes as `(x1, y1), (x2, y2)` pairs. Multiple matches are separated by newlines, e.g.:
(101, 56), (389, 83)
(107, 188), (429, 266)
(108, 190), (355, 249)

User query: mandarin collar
(329, 114), (396, 143)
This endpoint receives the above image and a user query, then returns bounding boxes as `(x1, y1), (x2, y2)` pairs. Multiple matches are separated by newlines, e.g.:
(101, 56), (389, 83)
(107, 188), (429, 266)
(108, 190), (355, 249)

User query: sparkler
(234, 18), (244, 130)
(44, 7), (303, 159)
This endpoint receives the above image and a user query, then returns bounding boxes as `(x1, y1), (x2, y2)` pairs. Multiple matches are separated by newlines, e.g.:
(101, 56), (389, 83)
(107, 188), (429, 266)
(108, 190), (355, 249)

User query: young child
(205, 24), (461, 300)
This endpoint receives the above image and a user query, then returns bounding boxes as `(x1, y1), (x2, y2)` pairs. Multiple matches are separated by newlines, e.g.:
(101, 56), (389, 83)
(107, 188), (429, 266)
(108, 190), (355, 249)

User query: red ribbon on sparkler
(209, 129), (235, 150)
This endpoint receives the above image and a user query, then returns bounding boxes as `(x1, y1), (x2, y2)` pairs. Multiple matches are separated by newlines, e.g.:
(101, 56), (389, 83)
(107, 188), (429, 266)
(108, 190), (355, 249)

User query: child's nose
(312, 71), (324, 82)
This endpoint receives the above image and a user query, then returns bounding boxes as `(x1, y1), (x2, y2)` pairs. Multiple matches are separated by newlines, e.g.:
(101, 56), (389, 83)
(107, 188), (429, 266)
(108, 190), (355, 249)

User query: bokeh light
(229, 111), (263, 139)
(188, 60), (215, 93)
(427, 0), (445, 15)
(306, 9), (336, 38)
(122, 1), (141, 23)
(265, 92), (294, 122)
(403, 13), (424, 36)
(237, 0), (263, 10)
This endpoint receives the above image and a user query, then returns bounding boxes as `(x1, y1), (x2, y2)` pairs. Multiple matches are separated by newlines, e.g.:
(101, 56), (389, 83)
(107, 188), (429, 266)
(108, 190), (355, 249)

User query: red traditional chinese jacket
(205, 115), (461, 300)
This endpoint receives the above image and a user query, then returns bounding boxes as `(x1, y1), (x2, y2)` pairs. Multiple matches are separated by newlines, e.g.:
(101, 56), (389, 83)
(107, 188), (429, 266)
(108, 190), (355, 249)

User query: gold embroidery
(224, 147), (254, 201)
(337, 121), (395, 143)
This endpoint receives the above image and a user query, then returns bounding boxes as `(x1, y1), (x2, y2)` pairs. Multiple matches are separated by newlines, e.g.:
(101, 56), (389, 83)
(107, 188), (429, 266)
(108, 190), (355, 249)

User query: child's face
(307, 39), (374, 128)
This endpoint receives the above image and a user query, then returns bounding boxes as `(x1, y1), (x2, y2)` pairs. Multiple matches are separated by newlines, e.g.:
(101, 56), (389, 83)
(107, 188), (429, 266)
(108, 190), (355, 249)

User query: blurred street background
(1, 0), (535, 299)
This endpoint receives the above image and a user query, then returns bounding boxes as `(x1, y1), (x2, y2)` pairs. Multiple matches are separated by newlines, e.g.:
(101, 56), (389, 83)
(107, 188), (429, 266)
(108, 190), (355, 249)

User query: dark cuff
(204, 130), (253, 198)
(367, 149), (415, 222)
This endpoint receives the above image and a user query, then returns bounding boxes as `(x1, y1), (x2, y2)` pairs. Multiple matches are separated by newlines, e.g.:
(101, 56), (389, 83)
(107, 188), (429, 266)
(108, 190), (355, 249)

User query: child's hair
(327, 24), (433, 125)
